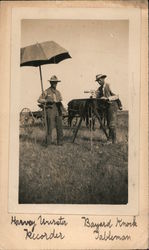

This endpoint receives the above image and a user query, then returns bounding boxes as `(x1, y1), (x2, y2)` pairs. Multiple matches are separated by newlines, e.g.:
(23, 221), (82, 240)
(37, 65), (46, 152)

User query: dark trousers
(116, 98), (122, 110)
(46, 104), (63, 144)
(107, 102), (118, 143)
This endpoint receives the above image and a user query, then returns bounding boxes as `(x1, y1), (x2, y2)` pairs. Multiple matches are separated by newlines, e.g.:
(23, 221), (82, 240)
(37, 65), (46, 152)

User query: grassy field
(19, 111), (128, 204)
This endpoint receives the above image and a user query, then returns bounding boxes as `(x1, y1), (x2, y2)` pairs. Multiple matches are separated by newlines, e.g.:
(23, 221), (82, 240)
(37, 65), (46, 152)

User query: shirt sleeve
(104, 83), (119, 101)
(109, 85), (115, 96)
(105, 84), (119, 101)
(108, 95), (119, 101)
(56, 90), (62, 102)
(38, 90), (47, 103)
(59, 92), (62, 102)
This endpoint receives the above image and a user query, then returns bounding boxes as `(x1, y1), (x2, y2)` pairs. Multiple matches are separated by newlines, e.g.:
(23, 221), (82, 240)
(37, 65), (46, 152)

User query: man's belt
(43, 102), (62, 110)
(38, 102), (54, 109)
(45, 102), (54, 108)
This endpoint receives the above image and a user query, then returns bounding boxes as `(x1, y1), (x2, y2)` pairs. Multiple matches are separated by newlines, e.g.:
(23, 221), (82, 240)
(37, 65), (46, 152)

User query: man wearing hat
(38, 75), (64, 146)
(95, 74), (122, 144)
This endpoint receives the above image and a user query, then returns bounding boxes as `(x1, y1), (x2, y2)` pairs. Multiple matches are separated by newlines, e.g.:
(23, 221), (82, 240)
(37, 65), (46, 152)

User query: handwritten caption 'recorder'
(11, 215), (68, 240)
(81, 216), (137, 241)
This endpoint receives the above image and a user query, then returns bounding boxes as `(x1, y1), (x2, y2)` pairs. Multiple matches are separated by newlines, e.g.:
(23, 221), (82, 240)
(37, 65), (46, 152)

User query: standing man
(38, 75), (64, 146)
(95, 74), (122, 144)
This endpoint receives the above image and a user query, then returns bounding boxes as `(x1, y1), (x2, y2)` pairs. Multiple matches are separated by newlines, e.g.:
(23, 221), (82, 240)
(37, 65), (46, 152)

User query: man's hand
(100, 96), (108, 100)
(108, 95), (119, 101)
(38, 98), (47, 104)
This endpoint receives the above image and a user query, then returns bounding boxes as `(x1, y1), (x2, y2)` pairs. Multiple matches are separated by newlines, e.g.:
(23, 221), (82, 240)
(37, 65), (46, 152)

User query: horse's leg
(99, 113), (103, 129)
(68, 111), (72, 127)
(92, 117), (96, 131)
(86, 113), (89, 128)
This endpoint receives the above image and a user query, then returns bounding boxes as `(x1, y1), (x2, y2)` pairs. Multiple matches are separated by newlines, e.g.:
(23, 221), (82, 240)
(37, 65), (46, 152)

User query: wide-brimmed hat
(48, 75), (61, 83)
(95, 74), (107, 81)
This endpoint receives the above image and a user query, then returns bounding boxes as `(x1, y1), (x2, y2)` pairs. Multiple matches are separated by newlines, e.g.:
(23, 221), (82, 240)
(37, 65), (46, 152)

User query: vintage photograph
(0, 2), (148, 249)
(19, 19), (128, 205)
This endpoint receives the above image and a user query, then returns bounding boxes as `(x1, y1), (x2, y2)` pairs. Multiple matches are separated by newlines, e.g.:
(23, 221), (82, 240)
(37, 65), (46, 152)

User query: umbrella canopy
(20, 40), (71, 67)
(20, 40), (71, 93)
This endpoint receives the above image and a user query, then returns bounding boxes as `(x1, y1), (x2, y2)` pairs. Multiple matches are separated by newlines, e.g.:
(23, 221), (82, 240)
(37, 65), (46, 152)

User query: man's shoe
(106, 140), (112, 145)
(41, 142), (48, 147)
(57, 142), (63, 146)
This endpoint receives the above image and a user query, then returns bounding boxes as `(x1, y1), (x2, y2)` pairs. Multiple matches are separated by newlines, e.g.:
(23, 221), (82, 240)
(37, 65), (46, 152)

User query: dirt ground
(19, 111), (128, 204)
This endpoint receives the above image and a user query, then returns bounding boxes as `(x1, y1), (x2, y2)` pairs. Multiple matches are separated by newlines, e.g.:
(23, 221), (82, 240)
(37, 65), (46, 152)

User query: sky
(20, 19), (129, 111)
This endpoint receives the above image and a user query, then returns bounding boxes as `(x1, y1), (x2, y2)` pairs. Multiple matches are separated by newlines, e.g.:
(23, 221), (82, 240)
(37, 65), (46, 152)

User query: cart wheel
(71, 116), (78, 127)
(20, 108), (35, 135)
(63, 116), (68, 127)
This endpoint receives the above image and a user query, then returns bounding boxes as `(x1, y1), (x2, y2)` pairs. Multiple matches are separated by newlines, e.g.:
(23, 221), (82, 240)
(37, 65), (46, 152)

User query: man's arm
(56, 90), (63, 102)
(38, 90), (48, 104)
(104, 83), (119, 101)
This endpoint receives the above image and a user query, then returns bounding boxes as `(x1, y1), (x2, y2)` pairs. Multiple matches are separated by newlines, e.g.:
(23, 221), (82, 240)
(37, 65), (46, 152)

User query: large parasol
(20, 40), (71, 93)
(20, 40), (71, 142)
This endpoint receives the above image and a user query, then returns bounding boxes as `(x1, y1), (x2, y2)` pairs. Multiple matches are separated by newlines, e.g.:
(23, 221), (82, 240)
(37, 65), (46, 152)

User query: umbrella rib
(37, 43), (48, 60)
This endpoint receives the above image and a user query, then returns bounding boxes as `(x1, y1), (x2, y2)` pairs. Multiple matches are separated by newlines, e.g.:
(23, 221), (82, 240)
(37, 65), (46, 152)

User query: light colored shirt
(38, 87), (62, 104)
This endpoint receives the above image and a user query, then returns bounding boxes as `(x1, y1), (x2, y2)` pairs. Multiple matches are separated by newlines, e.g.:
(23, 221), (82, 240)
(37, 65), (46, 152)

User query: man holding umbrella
(21, 40), (71, 145)
(38, 75), (64, 146)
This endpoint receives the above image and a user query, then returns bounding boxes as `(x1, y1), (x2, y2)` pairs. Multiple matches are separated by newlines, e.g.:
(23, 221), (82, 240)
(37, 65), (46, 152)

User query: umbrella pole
(39, 65), (44, 94)
(39, 66), (48, 143)
(89, 105), (93, 152)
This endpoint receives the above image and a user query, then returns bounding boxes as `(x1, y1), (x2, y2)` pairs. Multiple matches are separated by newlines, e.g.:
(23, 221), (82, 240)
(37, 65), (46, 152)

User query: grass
(19, 111), (128, 204)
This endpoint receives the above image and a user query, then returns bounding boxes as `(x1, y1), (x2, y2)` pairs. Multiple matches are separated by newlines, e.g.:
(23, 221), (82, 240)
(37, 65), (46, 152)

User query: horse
(67, 98), (108, 130)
